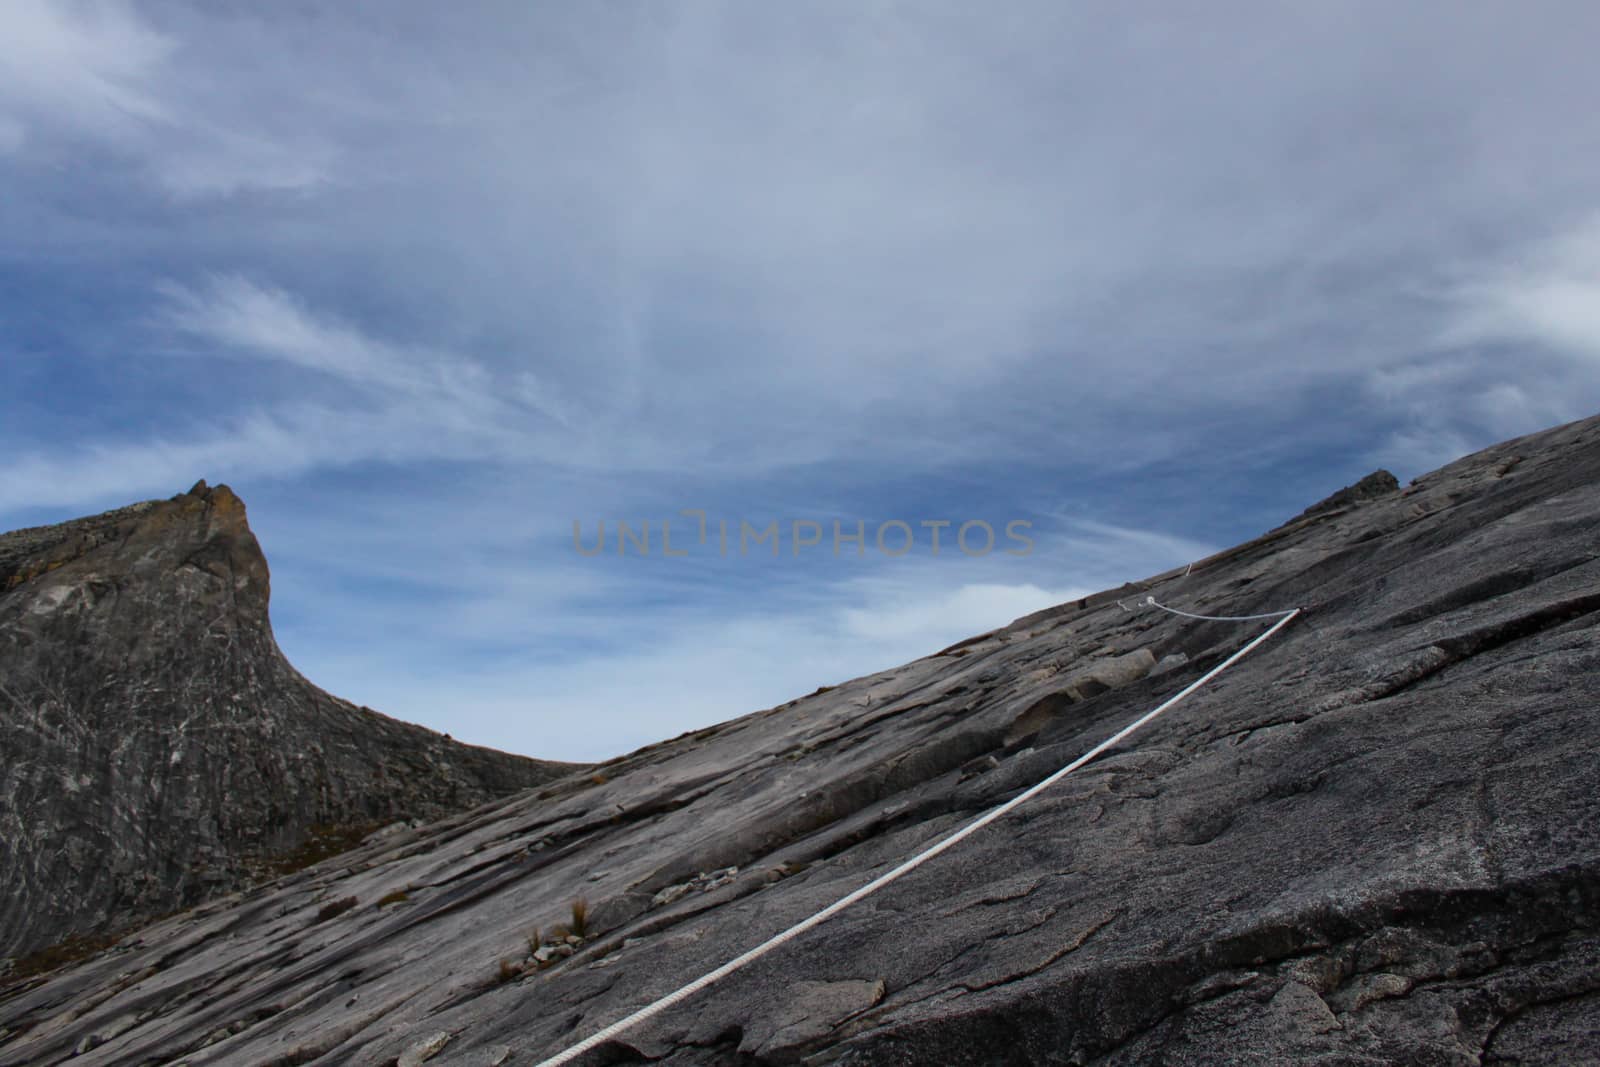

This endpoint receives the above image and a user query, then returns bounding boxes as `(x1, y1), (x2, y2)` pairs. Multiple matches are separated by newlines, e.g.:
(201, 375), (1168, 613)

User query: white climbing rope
(531, 600), (1302, 1066)
(1143, 595), (1299, 623)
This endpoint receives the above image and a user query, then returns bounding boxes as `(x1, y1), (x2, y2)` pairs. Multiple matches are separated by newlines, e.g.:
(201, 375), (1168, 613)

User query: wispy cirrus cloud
(159, 275), (427, 388)
(0, 0), (173, 144)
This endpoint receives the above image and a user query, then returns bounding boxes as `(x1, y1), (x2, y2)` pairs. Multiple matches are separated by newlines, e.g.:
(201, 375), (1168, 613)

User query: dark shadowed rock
(1, 416), (1598, 1065)
(0, 482), (576, 964)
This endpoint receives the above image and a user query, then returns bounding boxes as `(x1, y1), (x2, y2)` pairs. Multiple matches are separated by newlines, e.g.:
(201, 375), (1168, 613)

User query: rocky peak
(0, 483), (578, 964)
(0, 481), (256, 598)
(1283, 467), (1400, 526)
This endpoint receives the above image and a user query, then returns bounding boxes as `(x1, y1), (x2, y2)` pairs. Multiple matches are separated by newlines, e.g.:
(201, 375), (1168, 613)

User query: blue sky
(3, 2), (1598, 760)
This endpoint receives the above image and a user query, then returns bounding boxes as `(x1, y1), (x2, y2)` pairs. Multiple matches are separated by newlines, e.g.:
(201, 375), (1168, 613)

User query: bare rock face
(2, 416), (1598, 1066)
(0, 481), (575, 963)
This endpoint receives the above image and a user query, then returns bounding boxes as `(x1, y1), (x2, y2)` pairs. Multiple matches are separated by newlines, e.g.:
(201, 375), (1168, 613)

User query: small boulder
(398, 1030), (452, 1067)
(1152, 652), (1190, 676)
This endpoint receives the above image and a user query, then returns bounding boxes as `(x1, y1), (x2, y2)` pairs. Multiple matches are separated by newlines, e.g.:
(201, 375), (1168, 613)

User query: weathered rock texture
(0, 482), (575, 963)
(2, 416), (1598, 1065)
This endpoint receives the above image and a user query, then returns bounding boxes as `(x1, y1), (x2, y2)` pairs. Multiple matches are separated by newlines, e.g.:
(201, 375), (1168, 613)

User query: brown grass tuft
(570, 897), (590, 939)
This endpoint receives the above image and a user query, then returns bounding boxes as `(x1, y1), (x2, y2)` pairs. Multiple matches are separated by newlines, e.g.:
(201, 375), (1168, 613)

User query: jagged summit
(2, 415), (1598, 1065)
(0, 481), (577, 963)
(1285, 467), (1401, 525)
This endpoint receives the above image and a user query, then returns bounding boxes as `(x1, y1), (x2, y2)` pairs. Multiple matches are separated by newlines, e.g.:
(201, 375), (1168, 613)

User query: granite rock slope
(2, 415), (1598, 1066)
(0, 482), (575, 963)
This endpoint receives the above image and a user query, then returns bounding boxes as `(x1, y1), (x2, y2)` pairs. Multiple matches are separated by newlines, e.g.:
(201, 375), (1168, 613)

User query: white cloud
(1365, 360), (1479, 406)
(1446, 214), (1600, 362)
(1362, 357), (1586, 480)
(1361, 216), (1600, 476)
(0, 0), (173, 139)
(160, 275), (412, 386)
(1050, 520), (1216, 572)
(0, 408), (374, 515)
(0, 0), (334, 195)
(1370, 425), (1477, 481)
(0, 396), (573, 518)
(839, 581), (1088, 647)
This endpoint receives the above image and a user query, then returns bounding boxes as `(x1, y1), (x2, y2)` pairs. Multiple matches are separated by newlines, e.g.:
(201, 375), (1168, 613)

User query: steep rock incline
(0, 482), (576, 963)
(1, 416), (1597, 1066)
